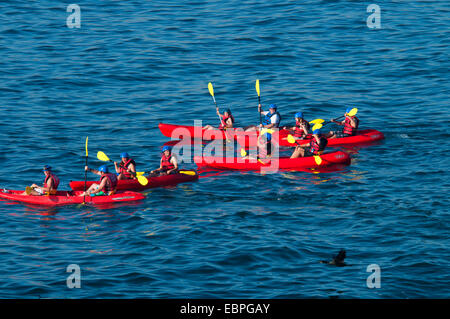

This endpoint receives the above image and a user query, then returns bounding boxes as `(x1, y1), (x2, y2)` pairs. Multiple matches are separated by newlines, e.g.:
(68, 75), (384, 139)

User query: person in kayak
(151, 146), (179, 175)
(326, 108), (359, 139)
(23, 165), (60, 196)
(203, 107), (235, 130)
(282, 112), (310, 141)
(245, 104), (281, 131)
(245, 132), (272, 160)
(114, 152), (136, 180)
(290, 129), (328, 158)
(80, 165), (118, 196)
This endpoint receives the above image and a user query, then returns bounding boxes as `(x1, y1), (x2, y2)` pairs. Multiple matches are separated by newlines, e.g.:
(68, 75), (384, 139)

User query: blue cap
(313, 129), (321, 135)
(43, 165), (52, 171)
(269, 104), (277, 110)
(162, 146), (172, 153)
(98, 165), (109, 173)
(121, 152), (129, 158)
(295, 112), (303, 119)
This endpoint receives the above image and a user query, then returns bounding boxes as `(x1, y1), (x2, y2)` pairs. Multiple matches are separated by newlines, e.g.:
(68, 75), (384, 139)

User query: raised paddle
(256, 79), (262, 125)
(83, 136), (88, 204)
(96, 151), (148, 186)
(208, 82), (231, 143)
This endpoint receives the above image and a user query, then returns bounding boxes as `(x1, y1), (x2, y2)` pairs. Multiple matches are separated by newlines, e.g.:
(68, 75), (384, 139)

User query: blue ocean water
(0, 0), (448, 298)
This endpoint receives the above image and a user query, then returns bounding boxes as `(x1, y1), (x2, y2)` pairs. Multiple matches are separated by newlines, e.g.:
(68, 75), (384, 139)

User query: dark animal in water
(320, 249), (347, 266)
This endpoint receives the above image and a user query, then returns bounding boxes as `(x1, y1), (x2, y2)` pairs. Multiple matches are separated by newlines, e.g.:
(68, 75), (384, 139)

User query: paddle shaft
(258, 96), (262, 125)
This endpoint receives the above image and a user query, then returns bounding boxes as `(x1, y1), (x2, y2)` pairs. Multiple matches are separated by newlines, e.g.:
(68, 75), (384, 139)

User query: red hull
(158, 122), (258, 142)
(69, 171), (199, 191)
(193, 151), (351, 171)
(0, 190), (145, 206)
(277, 129), (384, 147)
(159, 123), (383, 148)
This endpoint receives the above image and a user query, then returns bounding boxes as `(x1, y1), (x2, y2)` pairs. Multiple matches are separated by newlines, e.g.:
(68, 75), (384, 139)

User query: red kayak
(193, 151), (351, 171)
(159, 123), (383, 148)
(277, 129), (384, 147)
(0, 189), (145, 206)
(159, 122), (258, 141)
(69, 171), (199, 191)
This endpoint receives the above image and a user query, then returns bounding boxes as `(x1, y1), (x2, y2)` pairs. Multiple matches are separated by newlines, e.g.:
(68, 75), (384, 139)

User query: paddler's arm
(331, 119), (345, 125)
(258, 104), (264, 114)
(150, 159), (163, 174)
(263, 123), (276, 129)
(85, 166), (101, 176)
(40, 177), (54, 193)
(90, 178), (106, 195)
(113, 162), (120, 173)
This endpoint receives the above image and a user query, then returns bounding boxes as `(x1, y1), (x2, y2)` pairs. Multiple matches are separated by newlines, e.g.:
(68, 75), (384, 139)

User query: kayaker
(245, 132), (273, 161)
(80, 165), (118, 196)
(282, 112), (310, 141)
(245, 104), (281, 131)
(203, 107), (235, 130)
(151, 146), (179, 175)
(23, 165), (60, 196)
(114, 152), (136, 180)
(326, 108), (359, 139)
(290, 129), (328, 158)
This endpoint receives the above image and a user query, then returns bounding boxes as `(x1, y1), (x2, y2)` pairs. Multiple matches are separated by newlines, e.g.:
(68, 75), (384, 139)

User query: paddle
(136, 170), (197, 176)
(317, 108), (358, 126)
(208, 82), (231, 142)
(309, 119), (325, 125)
(240, 128), (273, 158)
(286, 125), (323, 165)
(83, 136), (88, 204)
(96, 151), (148, 186)
(256, 79), (262, 125)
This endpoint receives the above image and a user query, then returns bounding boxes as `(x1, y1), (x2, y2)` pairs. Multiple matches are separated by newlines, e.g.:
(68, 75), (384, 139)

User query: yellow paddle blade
(314, 155), (322, 165)
(309, 119), (325, 125)
(347, 108), (358, 117)
(208, 82), (214, 97)
(287, 135), (296, 144)
(136, 171), (144, 176)
(97, 151), (110, 162)
(85, 136), (89, 157)
(137, 175), (148, 186)
(256, 79), (260, 97)
(240, 148), (247, 157)
(312, 123), (323, 131)
(179, 170), (197, 176)
(260, 128), (274, 135)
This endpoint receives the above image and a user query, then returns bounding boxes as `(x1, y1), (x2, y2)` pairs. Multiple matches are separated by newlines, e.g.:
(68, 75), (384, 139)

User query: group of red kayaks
(159, 123), (384, 171)
(0, 115), (384, 207)
(0, 171), (199, 207)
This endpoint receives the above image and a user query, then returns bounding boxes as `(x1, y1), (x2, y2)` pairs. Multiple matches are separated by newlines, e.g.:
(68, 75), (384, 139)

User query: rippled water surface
(0, 1), (449, 298)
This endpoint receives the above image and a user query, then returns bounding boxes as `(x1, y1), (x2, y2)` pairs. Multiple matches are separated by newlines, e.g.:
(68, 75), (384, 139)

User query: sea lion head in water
(320, 249), (347, 266)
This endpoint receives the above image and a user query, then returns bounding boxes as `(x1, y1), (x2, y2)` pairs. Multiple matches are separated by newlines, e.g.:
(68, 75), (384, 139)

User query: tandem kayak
(159, 123), (384, 148)
(277, 129), (384, 147)
(158, 122), (258, 141)
(69, 171), (199, 191)
(0, 189), (145, 206)
(193, 151), (351, 171)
